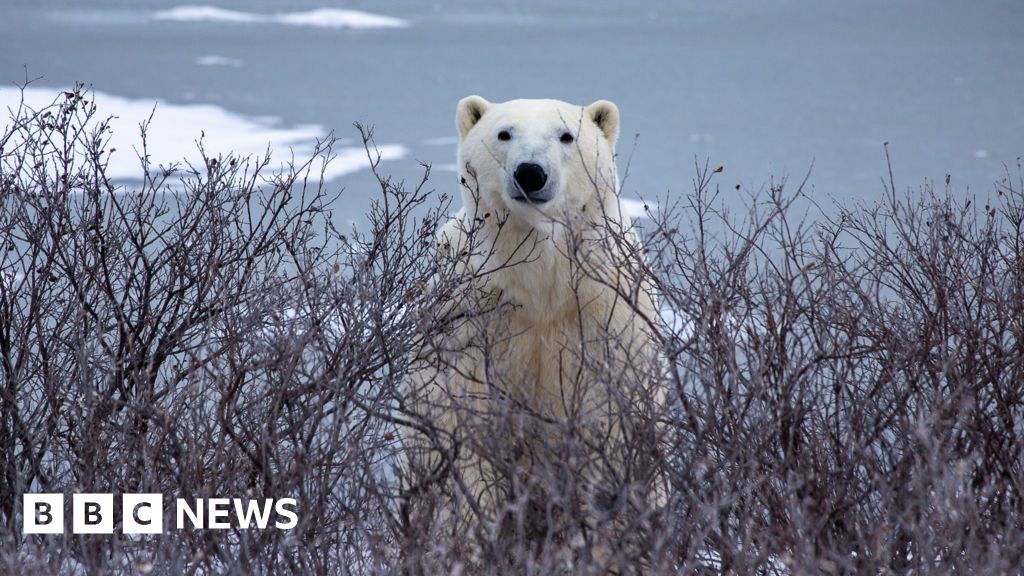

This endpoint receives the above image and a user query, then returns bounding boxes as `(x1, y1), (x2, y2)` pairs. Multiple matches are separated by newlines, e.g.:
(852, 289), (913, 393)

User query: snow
(0, 86), (406, 183)
(620, 197), (653, 220)
(660, 307), (695, 340)
(275, 9), (406, 29)
(195, 55), (243, 67)
(0, 271), (27, 289)
(154, 6), (256, 24)
(152, 6), (408, 29)
(318, 145), (408, 181)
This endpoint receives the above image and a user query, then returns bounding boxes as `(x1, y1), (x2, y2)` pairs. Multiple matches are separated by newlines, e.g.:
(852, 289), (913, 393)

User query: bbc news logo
(23, 494), (298, 534)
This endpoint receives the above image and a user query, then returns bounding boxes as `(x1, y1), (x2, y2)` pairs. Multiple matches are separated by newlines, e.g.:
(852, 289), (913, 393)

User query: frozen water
(1, 0), (1022, 222)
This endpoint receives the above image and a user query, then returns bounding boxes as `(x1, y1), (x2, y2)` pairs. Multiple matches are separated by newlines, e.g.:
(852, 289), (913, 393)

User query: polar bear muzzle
(511, 162), (550, 202)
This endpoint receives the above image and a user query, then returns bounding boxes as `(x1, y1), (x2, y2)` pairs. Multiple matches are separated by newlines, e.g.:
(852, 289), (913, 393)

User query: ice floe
(152, 6), (408, 29)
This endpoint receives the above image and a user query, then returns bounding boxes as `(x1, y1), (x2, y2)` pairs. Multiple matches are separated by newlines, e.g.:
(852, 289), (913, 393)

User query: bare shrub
(647, 158), (1024, 574)
(0, 84), (445, 574)
(1, 86), (1022, 574)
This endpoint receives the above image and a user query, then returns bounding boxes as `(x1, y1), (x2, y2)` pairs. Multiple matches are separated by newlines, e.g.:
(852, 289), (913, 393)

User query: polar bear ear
(585, 100), (620, 146)
(456, 95), (491, 140)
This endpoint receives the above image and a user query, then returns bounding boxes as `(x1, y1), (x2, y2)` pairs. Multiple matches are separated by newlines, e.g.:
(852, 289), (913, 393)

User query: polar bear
(404, 96), (661, 547)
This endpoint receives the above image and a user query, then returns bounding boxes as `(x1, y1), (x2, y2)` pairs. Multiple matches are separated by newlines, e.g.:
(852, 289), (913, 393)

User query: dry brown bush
(1, 86), (1022, 574)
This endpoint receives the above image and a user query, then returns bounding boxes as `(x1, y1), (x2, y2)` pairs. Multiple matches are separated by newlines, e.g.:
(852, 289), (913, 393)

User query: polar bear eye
(560, 132), (574, 144)
(497, 130), (511, 141)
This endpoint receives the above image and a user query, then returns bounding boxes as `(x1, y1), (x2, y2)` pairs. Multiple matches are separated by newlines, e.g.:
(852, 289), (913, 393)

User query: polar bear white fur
(406, 96), (659, 534)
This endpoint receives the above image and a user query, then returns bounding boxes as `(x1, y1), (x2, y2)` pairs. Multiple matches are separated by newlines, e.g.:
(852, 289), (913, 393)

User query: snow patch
(322, 145), (407, 180)
(155, 6), (256, 23)
(275, 8), (405, 29)
(620, 197), (654, 220)
(1, 271), (27, 289)
(660, 307), (695, 340)
(153, 6), (408, 29)
(195, 55), (244, 67)
(0, 86), (406, 183)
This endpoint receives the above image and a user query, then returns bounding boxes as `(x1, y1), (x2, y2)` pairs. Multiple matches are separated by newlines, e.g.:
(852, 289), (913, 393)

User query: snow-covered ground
(0, 86), (406, 182)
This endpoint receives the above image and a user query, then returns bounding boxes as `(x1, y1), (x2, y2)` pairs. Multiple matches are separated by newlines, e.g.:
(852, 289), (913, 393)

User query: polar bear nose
(513, 162), (548, 194)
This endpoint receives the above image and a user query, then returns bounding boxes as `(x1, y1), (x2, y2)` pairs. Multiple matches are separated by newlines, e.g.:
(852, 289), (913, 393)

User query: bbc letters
(23, 494), (298, 534)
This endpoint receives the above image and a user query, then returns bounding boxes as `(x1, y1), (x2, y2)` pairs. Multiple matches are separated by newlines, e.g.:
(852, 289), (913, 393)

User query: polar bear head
(455, 96), (621, 227)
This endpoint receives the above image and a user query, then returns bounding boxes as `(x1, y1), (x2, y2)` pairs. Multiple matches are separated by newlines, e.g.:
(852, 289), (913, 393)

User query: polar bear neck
(473, 204), (625, 325)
